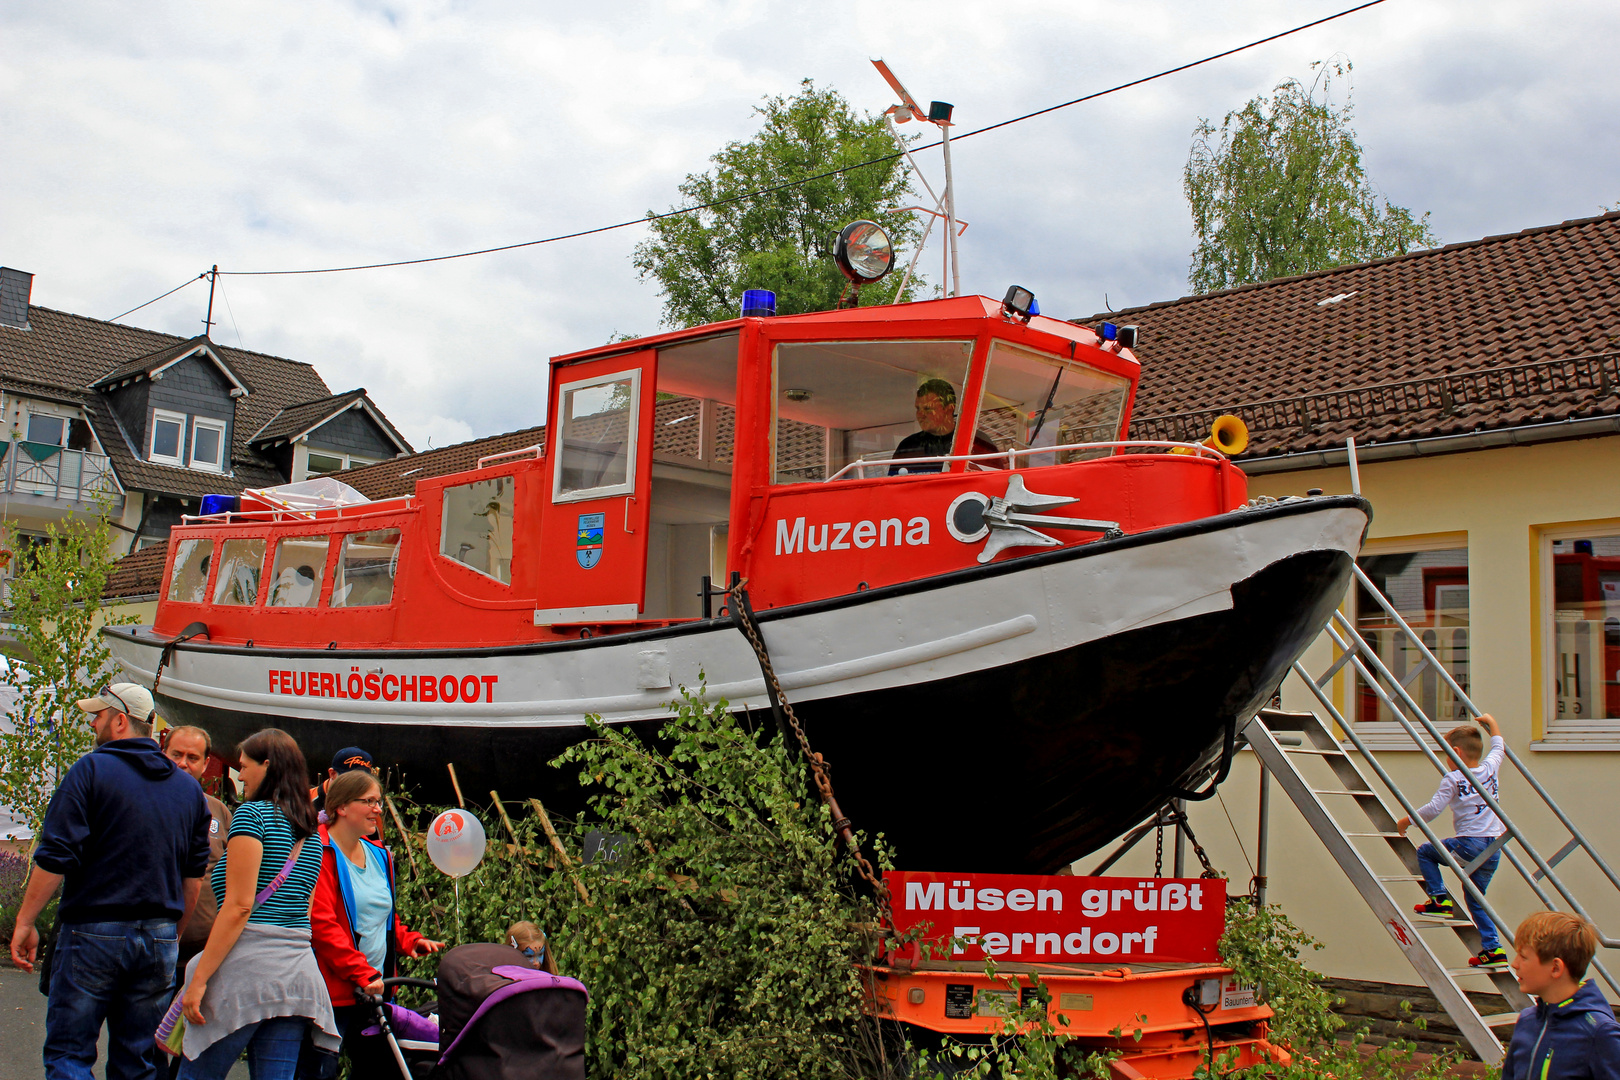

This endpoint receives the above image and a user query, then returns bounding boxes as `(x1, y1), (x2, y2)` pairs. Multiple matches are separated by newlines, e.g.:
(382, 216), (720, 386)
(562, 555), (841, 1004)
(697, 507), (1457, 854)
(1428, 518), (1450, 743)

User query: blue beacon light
(741, 289), (777, 317)
(1101, 322), (1119, 341)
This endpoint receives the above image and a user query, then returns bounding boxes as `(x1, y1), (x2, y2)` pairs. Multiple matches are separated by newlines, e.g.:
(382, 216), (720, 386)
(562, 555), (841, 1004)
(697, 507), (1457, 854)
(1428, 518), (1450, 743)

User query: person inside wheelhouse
(887, 379), (1001, 475)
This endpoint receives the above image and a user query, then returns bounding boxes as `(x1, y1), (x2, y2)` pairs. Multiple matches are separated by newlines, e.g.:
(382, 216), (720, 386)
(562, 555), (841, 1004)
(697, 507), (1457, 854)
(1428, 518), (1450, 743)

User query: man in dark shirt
(890, 379), (960, 474)
(10, 683), (211, 1080)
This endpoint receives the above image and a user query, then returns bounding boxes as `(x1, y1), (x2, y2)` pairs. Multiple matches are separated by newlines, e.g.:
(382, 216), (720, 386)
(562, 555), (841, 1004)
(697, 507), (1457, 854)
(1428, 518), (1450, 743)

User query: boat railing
(476, 444), (544, 469)
(179, 495), (415, 528)
(824, 440), (1227, 481)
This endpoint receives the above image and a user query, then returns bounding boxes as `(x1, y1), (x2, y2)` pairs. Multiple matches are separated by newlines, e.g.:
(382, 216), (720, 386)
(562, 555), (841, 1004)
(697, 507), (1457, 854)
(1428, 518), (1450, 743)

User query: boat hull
(106, 496), (1367, 872)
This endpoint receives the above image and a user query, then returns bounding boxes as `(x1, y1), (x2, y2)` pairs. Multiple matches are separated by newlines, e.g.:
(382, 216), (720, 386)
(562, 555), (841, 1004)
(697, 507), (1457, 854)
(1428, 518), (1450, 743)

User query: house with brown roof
(0, 265), (412, 567)
(1083, 210), (1620, 1018)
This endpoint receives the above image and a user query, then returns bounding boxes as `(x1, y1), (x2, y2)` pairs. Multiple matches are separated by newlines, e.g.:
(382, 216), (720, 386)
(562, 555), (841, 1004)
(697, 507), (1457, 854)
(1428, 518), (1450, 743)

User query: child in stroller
(364, 941), (587, 1079)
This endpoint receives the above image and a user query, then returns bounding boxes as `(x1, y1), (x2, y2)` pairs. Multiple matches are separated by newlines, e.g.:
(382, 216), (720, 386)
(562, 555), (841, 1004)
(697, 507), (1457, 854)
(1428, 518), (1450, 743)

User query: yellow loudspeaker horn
(1169, 414), (1248, 456)
(1205, 414), (1248, 455)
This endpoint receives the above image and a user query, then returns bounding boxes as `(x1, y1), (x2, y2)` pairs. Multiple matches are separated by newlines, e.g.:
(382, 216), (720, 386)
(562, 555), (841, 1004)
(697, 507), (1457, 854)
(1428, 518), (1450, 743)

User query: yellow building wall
(1103, 434), (1620, 990)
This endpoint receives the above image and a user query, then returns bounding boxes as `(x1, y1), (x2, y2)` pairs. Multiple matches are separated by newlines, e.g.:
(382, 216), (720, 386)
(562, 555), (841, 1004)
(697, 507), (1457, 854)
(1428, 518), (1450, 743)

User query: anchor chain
(725, 578), (892, 923)
(1160, 800), (1222, 879)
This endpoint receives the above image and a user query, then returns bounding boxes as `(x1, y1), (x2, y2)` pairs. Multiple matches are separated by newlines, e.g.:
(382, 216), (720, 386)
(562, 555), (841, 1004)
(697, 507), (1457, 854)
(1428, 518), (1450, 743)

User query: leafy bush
(392, 685), (893, 1079)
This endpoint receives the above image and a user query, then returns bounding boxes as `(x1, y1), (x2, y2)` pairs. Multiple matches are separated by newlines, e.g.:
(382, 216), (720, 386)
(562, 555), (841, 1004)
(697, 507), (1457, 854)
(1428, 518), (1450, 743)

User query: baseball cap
(76, 683), (155, 722)
(331, 746), (374, 773)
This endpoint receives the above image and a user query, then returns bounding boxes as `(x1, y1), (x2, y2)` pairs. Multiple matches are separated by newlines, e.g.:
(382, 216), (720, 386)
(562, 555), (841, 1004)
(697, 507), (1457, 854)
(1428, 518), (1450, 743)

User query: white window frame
(150, 409), (187, 466)
(190, 417), (227, 472)
(1535, 521), (1620, 749)
(552, 367), (641, 504)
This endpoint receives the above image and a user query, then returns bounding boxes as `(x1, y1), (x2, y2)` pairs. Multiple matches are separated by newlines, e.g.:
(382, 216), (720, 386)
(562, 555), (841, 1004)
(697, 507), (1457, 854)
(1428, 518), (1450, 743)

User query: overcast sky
(3, 0), (1616, 451)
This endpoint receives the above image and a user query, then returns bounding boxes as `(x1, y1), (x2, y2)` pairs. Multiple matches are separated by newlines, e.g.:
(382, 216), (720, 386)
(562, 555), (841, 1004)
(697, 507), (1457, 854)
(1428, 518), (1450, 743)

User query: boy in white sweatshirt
(1395, 713), (1508, 968)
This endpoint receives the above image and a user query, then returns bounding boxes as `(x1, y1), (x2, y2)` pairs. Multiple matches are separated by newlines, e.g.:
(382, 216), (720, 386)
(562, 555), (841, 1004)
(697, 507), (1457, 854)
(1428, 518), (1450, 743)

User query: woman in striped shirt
(178, 729), (340, 1079)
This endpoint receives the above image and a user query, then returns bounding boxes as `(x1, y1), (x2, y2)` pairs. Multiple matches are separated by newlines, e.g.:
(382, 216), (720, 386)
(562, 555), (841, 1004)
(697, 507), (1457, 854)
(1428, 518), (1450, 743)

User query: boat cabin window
(267, 536), (329, 607)
(772, 339), (974, 482)
(168, 538), (214, 603)
(971, 341), (1131, 466)
(555, 370), (639, 502)
(212, 538), (267, 606)
(331, 529), (402, 608)
(441, 476), (514, 584)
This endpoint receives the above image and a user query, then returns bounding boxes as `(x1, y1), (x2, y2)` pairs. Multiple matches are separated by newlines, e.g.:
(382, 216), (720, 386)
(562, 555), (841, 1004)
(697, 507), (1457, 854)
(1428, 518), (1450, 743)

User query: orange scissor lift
(865, 870), (1290, 1078)
(865, 958), (1287, 1078)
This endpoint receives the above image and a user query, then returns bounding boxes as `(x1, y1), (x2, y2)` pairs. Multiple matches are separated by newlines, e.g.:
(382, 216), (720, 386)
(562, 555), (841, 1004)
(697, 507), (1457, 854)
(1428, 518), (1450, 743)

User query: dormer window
(150, 409), (186, 466)
(191, 418), (226, 472)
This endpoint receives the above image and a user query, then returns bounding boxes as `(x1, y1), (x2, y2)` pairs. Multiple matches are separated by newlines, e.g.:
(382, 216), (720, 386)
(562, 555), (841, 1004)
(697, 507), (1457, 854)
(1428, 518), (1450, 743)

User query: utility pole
(203, 265), (218, 338)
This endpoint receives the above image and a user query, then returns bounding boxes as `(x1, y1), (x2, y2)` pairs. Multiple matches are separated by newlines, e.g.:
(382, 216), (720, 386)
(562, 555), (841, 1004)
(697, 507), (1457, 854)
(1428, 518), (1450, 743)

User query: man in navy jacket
(9, 683), (212, 1080)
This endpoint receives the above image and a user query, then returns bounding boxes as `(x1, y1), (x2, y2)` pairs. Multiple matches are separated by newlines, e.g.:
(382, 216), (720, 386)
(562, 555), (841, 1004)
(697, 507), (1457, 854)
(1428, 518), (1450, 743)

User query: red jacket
(309, 823), (425, 1007)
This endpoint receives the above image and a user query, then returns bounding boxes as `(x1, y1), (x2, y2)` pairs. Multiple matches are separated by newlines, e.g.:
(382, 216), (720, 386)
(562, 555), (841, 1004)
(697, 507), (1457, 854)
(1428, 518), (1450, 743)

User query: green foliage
(634, 80), (924, 328)
(0, 509), (132, 834)
(1217, 902), (1472, 1080)
(908, 969), (1120, 1079)
(1218, 899), (1342, 1047)
(1184, 60), (1438, 293)
(392, 686), (894, 1079)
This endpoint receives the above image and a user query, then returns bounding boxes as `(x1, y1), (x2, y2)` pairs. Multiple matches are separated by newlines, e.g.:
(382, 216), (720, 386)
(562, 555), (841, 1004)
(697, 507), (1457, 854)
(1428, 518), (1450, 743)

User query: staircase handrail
(1350, 562), (1620, 901)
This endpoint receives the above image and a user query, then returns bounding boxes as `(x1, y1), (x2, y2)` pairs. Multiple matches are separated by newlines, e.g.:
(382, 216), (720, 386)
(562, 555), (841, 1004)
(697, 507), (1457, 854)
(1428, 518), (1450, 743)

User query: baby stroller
(367, 943), (588, 1080)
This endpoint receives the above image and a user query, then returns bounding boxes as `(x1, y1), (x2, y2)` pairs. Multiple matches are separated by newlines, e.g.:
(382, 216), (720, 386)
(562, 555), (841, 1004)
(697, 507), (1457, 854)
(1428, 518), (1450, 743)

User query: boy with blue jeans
(1395, 712), (1508, 968)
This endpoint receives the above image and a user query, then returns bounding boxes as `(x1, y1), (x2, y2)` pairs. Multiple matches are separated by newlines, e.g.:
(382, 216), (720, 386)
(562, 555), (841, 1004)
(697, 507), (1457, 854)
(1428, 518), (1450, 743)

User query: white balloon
(425, 809), (487, 878)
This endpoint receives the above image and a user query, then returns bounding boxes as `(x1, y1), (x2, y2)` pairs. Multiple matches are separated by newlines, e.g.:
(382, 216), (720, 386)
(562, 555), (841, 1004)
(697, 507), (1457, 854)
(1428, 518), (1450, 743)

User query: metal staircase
(1243, 562), (1620, 1062)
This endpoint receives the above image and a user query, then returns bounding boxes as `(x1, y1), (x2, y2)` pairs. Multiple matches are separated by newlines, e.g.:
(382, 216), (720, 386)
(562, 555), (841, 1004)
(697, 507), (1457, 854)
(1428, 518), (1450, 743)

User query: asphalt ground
(1, 965), (247, 1080)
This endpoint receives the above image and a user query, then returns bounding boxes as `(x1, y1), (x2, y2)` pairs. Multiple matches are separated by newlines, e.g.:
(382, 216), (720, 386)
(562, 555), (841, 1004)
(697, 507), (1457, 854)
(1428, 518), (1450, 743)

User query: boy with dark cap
(10, 683), (211, 1080)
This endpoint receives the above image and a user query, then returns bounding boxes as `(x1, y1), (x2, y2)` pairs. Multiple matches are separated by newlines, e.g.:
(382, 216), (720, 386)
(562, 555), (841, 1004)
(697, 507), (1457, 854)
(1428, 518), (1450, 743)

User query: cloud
(3, 0), (1617, 447)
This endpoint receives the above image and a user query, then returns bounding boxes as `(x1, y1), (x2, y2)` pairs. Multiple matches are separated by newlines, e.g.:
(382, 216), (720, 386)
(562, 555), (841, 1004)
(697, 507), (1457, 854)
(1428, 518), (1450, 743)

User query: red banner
(886, 871), (1226, 964)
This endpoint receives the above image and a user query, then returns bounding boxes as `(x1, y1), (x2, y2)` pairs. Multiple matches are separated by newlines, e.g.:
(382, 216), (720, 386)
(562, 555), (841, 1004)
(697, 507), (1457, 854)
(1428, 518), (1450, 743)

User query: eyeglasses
(97, 686), (132, 717)
(351, 797), (384, 809)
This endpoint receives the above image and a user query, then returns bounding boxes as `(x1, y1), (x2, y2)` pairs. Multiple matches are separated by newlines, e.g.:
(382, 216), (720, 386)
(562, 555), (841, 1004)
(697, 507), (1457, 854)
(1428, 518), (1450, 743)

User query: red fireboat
(107, 277), (1368, 873)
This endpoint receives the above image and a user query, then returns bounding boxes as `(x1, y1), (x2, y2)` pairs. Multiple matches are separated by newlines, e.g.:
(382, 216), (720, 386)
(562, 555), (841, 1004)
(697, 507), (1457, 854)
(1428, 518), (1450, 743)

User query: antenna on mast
(872, 60), (962, 298)
(203, 265), (218, 337)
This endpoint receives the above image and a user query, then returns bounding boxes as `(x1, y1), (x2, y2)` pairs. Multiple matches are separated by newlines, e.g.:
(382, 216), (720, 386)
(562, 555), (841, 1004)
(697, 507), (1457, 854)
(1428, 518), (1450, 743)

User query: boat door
(537, 349), (656, 624)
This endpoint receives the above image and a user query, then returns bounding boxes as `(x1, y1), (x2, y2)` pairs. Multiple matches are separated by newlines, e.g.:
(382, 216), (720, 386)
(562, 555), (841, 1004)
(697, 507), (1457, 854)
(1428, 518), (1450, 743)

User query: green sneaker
(1470, 948), (1510, 968)
(1413, 895), (1458, 920)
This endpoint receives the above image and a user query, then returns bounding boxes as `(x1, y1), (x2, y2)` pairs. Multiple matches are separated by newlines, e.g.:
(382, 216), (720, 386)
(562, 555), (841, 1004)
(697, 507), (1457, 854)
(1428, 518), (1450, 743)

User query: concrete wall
(1127, 433), (1620, 990)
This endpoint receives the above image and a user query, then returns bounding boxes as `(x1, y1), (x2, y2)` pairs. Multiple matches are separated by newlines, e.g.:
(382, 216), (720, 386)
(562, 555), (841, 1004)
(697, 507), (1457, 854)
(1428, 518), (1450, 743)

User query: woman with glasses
(306, 770), (442, 1076)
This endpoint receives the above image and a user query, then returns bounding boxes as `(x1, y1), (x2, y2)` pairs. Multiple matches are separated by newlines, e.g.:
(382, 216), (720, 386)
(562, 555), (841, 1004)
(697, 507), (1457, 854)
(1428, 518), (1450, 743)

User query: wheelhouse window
(167, 538), (214, 603)
(555, 370), (638, 501)
(331, 529), (402, 607)
(191, 418), (226, 473)
(212, 538), (267, 606)
(1354, 547), (1470, 737)
(970, 342), (1131, 466)
(1544, 531), (1620, 736)
(267, 536), (329, 607)
(150, 410), (186, 466)
(771, 339), (974, 483)
(441, 477), (515, 584)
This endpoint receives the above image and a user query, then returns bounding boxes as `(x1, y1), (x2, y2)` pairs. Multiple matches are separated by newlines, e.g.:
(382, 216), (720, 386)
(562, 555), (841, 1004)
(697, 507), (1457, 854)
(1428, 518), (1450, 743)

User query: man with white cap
(10, 682), (212, 1080)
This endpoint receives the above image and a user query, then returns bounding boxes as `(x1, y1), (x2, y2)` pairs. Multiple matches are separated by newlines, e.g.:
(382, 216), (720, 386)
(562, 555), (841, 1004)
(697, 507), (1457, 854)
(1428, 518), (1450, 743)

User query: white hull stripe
(109, 504), (1366, 730)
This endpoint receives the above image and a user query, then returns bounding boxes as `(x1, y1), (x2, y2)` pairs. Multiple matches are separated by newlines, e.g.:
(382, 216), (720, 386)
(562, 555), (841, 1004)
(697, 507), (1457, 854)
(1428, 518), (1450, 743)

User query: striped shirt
(211, 801), (323, 928)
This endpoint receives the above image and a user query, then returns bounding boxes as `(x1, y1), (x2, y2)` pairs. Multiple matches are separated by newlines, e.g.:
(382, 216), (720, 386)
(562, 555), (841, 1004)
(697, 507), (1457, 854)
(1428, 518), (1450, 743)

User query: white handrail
(477, 444), (544, 469)
(824, 440), (1226, 482)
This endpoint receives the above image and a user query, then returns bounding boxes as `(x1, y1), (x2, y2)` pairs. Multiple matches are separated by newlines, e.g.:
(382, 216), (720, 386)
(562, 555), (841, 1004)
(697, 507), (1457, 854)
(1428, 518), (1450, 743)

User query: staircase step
(1480, 1013), (1522, 1028)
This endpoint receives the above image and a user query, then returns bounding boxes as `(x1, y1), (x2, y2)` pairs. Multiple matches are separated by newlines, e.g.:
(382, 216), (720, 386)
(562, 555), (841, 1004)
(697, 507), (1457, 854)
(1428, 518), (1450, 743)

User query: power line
(220, 0), (1387, 278)
(106, 273), (208, 322)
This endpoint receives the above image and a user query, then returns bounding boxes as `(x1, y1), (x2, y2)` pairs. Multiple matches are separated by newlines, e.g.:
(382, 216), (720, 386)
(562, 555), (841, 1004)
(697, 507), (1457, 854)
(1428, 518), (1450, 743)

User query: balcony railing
(0, 443), (118, 504)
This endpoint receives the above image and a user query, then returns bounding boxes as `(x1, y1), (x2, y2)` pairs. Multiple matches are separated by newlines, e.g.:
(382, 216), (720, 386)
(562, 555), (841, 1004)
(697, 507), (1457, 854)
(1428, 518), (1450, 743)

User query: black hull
(154, 545), (1351, 873)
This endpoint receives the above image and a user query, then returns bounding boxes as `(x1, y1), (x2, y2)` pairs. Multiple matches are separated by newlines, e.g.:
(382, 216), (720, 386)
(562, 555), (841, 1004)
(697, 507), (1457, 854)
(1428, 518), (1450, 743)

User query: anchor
(947, 474), (1123, 564)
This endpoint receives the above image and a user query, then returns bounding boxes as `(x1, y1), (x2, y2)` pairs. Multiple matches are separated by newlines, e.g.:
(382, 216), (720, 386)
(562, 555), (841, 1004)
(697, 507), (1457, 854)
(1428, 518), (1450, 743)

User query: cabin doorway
(642, 333), (740, 619)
